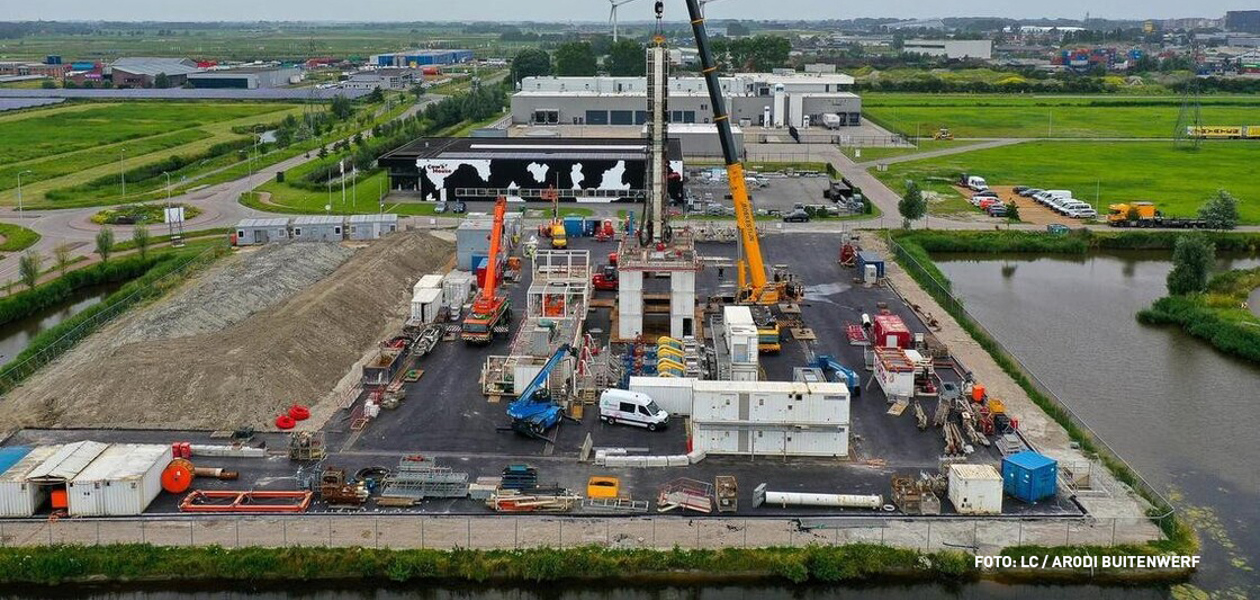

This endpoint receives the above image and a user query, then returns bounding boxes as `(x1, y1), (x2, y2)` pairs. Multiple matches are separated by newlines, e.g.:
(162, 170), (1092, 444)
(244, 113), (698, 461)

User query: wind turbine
(609, 0), (643, 42)
(698, 0), (727, 17)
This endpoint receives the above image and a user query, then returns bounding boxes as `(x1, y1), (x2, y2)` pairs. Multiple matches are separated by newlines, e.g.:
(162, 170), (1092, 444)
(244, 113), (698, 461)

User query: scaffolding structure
(617, 229), (701, 341)
(380, 456), (470, 500)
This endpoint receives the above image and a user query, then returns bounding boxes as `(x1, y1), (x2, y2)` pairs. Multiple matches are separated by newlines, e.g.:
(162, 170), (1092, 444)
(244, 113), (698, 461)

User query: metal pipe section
(754, 483), (882, 509)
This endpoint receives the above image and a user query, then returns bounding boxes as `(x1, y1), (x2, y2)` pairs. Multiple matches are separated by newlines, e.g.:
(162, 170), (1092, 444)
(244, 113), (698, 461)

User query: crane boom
(462, 196), (510, 343)
(684, 0), (768, 295)
(479, 197), (507, 305)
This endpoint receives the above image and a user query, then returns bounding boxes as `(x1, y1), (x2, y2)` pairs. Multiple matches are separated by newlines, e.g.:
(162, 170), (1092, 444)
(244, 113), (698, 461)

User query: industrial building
(291, 216), (346, 242)
(233, 215), (400, 246)
(188, 66), (301, 89)
(343, 68), (422, 91)
(902, 39), (994, 60)
(1226, 10), (1260, 33)
(0, 61), (70, 80)
(371, 50), (474, 67)
(512, 72), (860, 129)
(377, 137), (684, 203)
(108, 57), (202, 87)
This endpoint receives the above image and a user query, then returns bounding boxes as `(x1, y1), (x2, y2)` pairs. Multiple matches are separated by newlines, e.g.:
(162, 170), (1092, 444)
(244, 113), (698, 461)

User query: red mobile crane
(462, 197), (511, 343)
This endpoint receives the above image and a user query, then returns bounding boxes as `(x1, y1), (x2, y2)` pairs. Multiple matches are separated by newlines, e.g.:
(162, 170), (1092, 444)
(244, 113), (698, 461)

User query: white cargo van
(966, 176), (989, 191)
(599, 389), (670, 431)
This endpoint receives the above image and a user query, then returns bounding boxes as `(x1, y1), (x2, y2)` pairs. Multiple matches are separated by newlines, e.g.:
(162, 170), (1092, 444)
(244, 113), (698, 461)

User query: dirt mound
(1, 232), (454, 431)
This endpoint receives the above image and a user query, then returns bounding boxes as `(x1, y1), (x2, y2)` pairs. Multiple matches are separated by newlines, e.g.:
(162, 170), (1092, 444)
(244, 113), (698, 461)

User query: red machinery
(592, 253), (619, 290)
(462, 197), (511, 343)
(179, 490), (313, 513)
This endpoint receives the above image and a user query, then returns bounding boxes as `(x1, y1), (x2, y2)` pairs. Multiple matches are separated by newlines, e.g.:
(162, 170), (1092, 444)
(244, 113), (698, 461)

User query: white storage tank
(67, 444), (171, 517)
(0, 445), (60, 517)
(628, 376), (696, 416)
(948, 464), (1003, 515)
(410, 287), (443, 323)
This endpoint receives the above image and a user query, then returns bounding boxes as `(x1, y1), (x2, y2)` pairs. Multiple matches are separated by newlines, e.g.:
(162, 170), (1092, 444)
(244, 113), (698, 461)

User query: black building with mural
(377, 137), (684, 203)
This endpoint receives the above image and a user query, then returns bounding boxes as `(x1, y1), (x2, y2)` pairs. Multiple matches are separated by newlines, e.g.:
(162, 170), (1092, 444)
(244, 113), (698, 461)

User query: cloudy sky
(5, 0), (1246, 22)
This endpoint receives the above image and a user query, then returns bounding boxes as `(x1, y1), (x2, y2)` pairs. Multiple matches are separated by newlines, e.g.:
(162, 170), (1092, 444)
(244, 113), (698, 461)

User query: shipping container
(456, 218), (495, 270)
(410, 287), (443, 323)
(856, 251), (885, 278)
(873, 314), (912, 349)
(691, 422), (848, 457)
(442, 271), (475, 309)
(26, 440), (109, 484)
(629, 376), (696, 415)
(1002, 451), (1058, 503)
(873, 347), (916, 399)
(67, 444), (170, 517)
(413, 274), (444, 296)
(563, 216), (584, 238)
(347, 214), (399, 240)
(0, 446), (59, 517)
(948, 464), (1003, 515)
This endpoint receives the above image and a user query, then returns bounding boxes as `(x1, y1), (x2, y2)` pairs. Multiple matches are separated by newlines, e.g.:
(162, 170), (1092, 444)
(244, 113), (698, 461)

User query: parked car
(979, 197), (1000, 210)
(1013, 186), (1030, 195)
(973, 189), (999, 198)
(1047, 223), (1070, 234)
(783, 208), (811, 223)
(1019, 188), (1043, 198)
(988, 205), (1008, 217)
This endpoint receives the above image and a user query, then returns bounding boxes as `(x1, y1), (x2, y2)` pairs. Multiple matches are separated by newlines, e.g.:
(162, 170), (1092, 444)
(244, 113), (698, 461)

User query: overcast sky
(4, 0), (1244, 22)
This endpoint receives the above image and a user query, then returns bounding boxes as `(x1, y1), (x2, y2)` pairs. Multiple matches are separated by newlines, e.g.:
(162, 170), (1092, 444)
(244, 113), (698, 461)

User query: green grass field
(0, 102), (292, 164)
(862, 94), (1260, 139)
(876, 140), (1260, 222)
(841, 139), (967, 162)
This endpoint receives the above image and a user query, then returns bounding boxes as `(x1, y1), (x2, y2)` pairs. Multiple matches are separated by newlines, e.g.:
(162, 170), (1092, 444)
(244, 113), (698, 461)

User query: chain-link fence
(0, 247), (220, 396)
(884, 234), (1176, 526)
(0, 514), (1160, 553)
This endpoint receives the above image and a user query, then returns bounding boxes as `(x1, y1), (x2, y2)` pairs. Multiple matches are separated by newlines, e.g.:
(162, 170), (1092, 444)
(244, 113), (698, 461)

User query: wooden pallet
(789, 327), (816, 341)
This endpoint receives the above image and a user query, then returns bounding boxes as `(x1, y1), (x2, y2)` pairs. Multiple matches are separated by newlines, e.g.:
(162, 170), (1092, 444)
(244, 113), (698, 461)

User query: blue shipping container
(563, 216), (583, 238)
(856, 251), (885, 278)
(0, 446), (32, 477)
(582, 219), (598, 237)
(1002, 451), (1058, 503)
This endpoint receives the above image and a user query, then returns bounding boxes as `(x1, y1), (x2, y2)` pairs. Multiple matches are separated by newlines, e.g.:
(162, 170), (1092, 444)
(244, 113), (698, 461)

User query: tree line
(510, 33), (794, 82)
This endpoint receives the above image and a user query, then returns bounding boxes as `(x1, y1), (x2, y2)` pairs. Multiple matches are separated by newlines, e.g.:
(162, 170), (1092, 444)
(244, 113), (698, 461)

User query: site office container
(413, 274), (444, 296)
(691, 381), (851, 425)
(948, 464), (1003, 515)
(1002, 451), (1058, 503)
(855, 251), (885, 279)
(629, 376), (696, 416)
(442, 271), (475, 309)
(66, 444), (171, 517)
(0, 446), (58, 517)
(691, 423), (849, 457)
(872, 314), (912, 349)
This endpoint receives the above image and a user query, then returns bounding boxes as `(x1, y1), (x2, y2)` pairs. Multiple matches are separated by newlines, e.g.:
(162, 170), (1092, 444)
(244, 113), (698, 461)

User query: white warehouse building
(902, 39), (993, 60)
(512, 72), (861, 130)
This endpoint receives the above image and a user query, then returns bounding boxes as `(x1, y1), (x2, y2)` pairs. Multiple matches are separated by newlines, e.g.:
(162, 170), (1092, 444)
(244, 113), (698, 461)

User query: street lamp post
(17, 170), (32, 216)
(119, 148), (127, 201)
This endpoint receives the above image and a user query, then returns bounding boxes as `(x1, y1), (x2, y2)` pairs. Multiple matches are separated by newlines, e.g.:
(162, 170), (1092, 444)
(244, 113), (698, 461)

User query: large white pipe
(754, 484), (882, 509)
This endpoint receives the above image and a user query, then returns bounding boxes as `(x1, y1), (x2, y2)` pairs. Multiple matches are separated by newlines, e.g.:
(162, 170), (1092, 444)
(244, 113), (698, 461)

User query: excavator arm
(684, 0), (771, 301)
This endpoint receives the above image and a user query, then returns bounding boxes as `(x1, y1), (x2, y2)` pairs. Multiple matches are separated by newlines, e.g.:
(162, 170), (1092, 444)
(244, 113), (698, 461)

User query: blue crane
(812, 354), (861, 397)
(506, 345), (575, 439)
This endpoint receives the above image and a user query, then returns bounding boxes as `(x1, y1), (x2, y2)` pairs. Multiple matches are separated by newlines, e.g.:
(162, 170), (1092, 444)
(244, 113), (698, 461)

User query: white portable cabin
(413, 274), (444, 296)
(234, 218), (290, 246)
(722, 306), (759, 381)
(66, 444), (171, 517)
(0, 445), (61, 517)
(410, 287), (443, 324)
(690, 380), (851, 458)
(347, 213), (399, 240)
(948, 464), (1003, 515)
(442, 271), (475, 309)
(290, 216), (345, 242)
(628, 376), (697, 416)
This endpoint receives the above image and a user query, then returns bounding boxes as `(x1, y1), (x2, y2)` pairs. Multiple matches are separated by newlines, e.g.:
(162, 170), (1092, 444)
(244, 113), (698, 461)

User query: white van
(966, 176), (989, 191)
(599, 389), (670, 431)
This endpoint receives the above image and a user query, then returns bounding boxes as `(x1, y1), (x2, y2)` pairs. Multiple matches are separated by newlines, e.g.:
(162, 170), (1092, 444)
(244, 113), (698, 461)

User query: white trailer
(821, 113), (842, 130)
(66, 444), (170, 517)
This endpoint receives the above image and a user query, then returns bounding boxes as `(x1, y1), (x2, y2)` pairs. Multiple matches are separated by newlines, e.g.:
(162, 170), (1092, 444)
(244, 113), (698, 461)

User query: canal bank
(925, 248), (1260, 595)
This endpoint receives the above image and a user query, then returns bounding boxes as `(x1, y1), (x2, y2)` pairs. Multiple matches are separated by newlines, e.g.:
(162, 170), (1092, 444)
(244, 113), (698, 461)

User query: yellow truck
(1108, 202), (1206, 229)
(550, 221), (568, 249)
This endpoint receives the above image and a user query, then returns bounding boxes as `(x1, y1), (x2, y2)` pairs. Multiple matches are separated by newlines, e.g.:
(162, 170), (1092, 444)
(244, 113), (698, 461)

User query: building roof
(71, 444), (169, 483)
(26, 440), (109, 483)
(0, 446), (61, 483)
(381, 137), (683, 163)
(110, 57), (201, 77)
(292, 215), (344, 226)
(348, 213), (399, 223)
(236, 218), (290, 229)
(0, 447), (32, 477)
(412, 287), (442, 303)
(950, 463), (1002, 481)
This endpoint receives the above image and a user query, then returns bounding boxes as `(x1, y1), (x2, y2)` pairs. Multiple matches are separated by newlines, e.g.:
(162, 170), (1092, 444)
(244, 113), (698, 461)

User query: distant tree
(132, 224), (151, 259)
(40, 79), (57, 89)
(605, 39), (646, 77)
(95, 228), (115, 264)
(511, 48), (552, 83)
(554, 42), (598, 77)
(898, 181), (927, 228)
(54, 243), (72, 276)
(353, 132), (364, 146)
(153, 72), (170, 89)
(1166, 233), (1215, 295)
(18, 251), (41, 290)
(588, 34), (613, 57)
(317, 145), (329, 159)
(1004, 202), (1020, 222)
(726, 22), (751, 37)
(329, 95), (354, 119)
(1198, 189), (1239, 230)
(366, 87), (385, 103)
(411, 83), (425, 98)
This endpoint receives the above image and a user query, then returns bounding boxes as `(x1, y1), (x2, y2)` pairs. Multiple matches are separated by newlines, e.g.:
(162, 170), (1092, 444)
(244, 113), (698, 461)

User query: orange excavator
(462, 197), (511, 343)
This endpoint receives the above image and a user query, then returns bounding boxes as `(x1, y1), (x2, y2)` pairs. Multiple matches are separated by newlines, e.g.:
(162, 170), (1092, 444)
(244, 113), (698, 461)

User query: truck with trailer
(1107, 202), (1207, 229)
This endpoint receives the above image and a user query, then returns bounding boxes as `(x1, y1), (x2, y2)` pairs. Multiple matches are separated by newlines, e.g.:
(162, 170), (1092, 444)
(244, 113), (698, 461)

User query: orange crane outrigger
(684, 0), (801, 305)
(462, 196), (511, 343)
